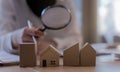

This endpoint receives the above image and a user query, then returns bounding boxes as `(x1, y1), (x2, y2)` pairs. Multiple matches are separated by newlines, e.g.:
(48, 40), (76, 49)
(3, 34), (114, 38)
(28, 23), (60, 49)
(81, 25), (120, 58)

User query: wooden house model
(39, 45), (61, 67)
(79, 43), (96, 66)
(19, 43), (36, 67)
(63, 43), (80, 66)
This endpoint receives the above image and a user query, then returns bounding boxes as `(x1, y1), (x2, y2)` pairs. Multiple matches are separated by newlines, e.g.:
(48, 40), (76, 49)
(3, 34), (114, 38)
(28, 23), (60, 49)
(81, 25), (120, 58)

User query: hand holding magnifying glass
(26, 5), (71, 55)
(27, 5), (71, 43)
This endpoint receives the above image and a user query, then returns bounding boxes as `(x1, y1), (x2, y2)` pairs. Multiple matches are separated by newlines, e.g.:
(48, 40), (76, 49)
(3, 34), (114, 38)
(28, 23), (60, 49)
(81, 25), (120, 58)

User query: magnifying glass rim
(40, 5), (72, 30)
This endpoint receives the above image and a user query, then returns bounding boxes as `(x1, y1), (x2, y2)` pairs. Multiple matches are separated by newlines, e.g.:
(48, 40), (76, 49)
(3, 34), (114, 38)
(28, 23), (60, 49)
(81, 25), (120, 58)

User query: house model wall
(63, 42), (96, 67)
(39, 45), (61, 67)
(63, 43), (80, 66)
(19, 43), (36, 67)
(79, 43), (96, 66)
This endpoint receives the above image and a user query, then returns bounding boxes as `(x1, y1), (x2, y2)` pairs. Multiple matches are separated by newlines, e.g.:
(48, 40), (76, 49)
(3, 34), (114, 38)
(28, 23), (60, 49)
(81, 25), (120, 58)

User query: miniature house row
(19, 42), (96, 67)
(39, 42), (96, 67)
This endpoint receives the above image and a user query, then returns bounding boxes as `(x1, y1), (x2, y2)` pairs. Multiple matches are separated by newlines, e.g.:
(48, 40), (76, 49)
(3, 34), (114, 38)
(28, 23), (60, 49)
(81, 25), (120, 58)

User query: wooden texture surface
(63, 43), (79, 66)
(80, 43), (96, 66)
(19, 43), (36, 67)
(39, 45), (60, 67)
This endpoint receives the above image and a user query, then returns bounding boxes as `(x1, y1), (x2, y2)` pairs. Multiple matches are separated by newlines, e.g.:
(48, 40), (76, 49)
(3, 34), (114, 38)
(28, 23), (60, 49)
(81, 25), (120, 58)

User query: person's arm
(11, 26), (45, 50)
(0, 30), (22, 54)
(0, 0), (45, 54)
(0, 0), (18, 53)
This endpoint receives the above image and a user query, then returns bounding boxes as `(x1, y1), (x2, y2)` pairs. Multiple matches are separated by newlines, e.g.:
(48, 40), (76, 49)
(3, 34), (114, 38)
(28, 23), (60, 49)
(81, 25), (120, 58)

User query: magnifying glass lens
(41, 6), (71, 29)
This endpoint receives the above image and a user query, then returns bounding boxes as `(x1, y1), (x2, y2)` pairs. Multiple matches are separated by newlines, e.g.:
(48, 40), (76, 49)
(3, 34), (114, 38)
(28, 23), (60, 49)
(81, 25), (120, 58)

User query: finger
(36, 26), (42, 31)
(24, 27), (45, 37)
(24, 27), (34, 35)
(22, 35), (33, 42)
(34, 30), (45, 36)
(34, 27), (45, 37)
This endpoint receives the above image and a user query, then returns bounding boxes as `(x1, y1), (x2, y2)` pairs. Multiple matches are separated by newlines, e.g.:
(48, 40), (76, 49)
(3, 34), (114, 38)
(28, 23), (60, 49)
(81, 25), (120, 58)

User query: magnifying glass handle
(41, 27), (46, 32)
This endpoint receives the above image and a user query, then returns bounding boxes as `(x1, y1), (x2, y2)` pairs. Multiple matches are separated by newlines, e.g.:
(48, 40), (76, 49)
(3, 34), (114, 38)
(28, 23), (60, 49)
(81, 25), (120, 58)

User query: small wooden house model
(79, 43), (96, 66)
(63, 43), (80, 66)
(39, 45), (61, 67)
(19, 43), (36, 67)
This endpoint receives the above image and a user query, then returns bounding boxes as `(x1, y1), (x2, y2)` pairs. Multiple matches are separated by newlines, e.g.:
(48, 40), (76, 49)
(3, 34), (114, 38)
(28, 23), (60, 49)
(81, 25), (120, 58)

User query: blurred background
(74, 0), (120, 44)
(1, 0), (119, 45)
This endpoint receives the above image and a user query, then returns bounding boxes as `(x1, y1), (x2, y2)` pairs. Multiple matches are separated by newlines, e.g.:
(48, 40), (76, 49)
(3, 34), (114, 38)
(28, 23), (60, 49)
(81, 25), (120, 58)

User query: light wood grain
(39, 45), (60, 67)
(63, 43), (79, 66)
(19, 43), (36, 67)
(80, 43), (96, 66)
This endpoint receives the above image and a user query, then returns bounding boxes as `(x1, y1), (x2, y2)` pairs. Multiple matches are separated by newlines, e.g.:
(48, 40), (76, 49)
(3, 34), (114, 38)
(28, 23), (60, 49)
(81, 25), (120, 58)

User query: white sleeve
(0, 0), (20, 53)
(0, 28), (24, 54)
(0, 33), (17, 53)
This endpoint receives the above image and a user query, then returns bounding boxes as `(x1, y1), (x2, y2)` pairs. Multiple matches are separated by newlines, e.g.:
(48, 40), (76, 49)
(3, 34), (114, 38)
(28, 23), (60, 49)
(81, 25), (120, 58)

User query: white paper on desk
(0, 51), (19, 65)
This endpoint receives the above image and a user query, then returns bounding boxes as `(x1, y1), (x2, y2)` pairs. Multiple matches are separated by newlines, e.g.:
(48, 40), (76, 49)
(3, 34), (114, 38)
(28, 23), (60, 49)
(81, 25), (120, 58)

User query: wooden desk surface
(0, 55), (120, 72)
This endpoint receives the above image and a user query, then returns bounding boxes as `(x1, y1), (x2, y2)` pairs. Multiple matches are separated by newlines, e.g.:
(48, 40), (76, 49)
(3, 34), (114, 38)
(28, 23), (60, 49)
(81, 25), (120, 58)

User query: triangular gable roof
(64, 42), (80, 51)
(81, 43), (96, 53)
(40, 45), (61, 56)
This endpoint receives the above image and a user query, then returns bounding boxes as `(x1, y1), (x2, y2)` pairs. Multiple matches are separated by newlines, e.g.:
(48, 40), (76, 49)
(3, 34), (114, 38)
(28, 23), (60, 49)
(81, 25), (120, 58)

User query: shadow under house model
(79, 43), (96, 66)
(63, 43), (80, 66)
(39, 45), (61, 67)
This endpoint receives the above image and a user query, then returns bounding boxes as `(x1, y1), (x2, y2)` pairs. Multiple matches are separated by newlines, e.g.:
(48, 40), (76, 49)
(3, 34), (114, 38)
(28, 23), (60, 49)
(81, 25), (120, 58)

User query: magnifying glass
(40, 5), (72, 31)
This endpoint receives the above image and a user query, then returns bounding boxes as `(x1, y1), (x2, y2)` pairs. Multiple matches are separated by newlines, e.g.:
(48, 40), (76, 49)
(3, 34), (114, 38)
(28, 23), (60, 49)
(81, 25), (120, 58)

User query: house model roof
(80, 42), (96, 53)
(64, 42), (80, 51)
(39, 45), (62, 56)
